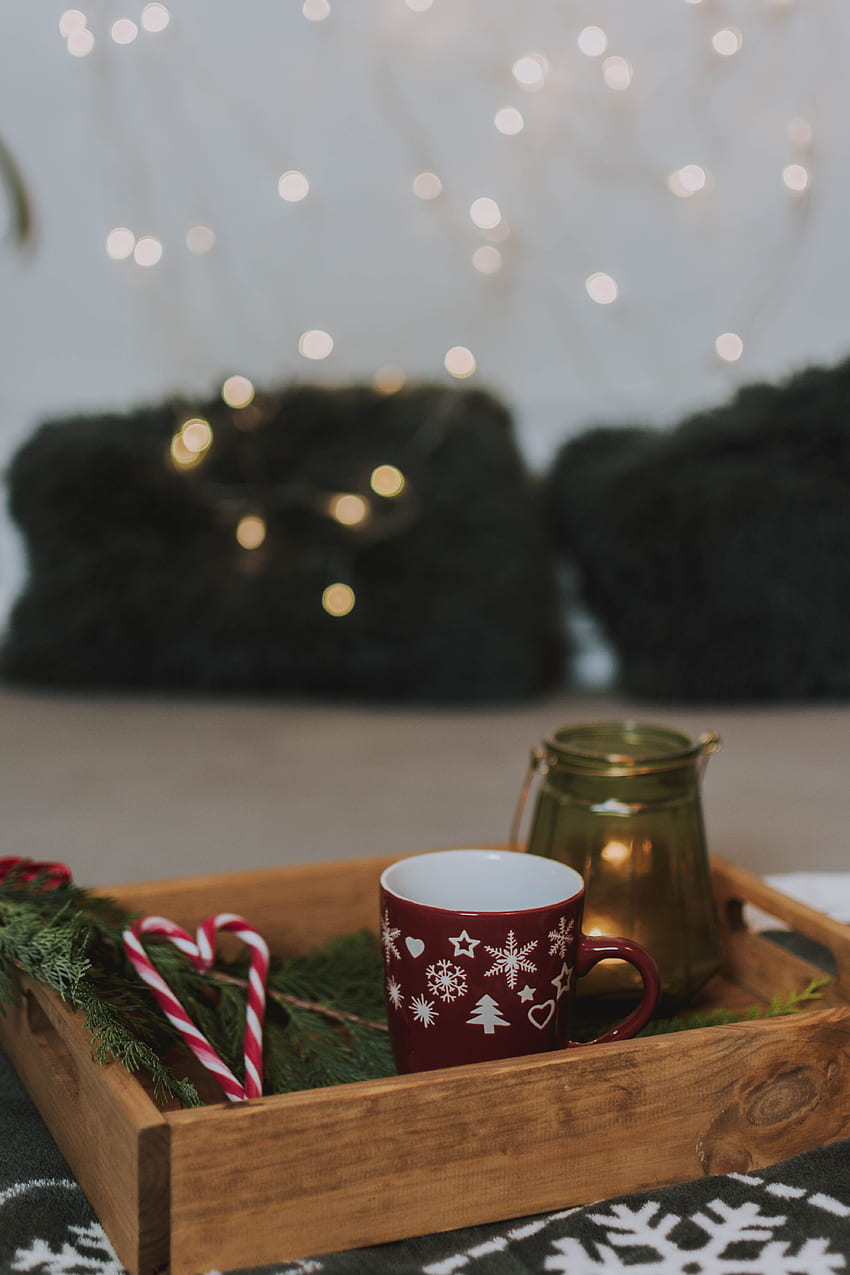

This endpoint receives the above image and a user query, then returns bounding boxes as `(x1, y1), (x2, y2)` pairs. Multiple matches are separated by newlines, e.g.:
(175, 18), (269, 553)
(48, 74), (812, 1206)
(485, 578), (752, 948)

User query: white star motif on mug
(551, 962), (573, 1000)
(449, 929), (480, 959)
(518, 984), (536, 1002)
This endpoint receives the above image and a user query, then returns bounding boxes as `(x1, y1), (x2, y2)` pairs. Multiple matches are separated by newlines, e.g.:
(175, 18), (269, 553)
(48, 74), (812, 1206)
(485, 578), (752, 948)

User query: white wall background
(2, 0), (850, 647)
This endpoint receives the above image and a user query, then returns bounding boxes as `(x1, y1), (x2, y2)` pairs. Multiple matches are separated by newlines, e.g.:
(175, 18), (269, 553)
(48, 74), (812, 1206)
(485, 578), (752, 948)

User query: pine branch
(0, 895), (91, 1003)
(636, 976), (832, 1037)
(213, 969), (389, 1032)
(0, 882), (202, 1106)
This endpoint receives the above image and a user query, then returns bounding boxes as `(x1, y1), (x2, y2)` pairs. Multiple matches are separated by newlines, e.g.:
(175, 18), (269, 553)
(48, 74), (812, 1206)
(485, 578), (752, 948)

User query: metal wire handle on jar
(509, 746), (550, 851)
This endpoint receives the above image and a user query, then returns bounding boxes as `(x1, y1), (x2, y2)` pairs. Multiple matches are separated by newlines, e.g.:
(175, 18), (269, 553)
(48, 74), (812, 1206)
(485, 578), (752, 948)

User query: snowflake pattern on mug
(547, 915), (574, 958)
(483, 930), (538, 989)
(410, 995), (439, 1027)
(426, 959), (468, 1003)
(386, 975), (403, 1010)
(380, 909), (402, 961)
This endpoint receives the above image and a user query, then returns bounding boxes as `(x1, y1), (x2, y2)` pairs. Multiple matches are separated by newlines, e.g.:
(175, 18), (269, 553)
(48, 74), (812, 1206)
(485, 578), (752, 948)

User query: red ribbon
(0, 857), (72, 889)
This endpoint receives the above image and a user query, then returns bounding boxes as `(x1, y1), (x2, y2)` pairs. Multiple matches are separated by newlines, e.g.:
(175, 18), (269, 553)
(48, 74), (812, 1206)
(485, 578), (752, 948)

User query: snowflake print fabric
(545, 1196), (846, 1274)
(10, 1220), (125, 1275)
(483, 929), (538, 989)
(426, 958), (468, 1003)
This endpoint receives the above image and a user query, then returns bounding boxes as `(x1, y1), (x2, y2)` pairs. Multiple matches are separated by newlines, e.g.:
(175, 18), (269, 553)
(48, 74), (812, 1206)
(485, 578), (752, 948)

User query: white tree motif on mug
(467, 994), (510, 1033)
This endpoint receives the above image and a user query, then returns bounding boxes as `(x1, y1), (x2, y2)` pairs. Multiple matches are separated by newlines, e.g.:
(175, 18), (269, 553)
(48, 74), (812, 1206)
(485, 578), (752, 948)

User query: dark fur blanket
(3, 384), (563, 702)
(545, 359), (850, 701)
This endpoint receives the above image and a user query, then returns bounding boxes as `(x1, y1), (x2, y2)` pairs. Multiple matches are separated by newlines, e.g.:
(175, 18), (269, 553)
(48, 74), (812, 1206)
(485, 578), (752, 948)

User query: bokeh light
(712, 28), (743, 56)
(140, 4), (170, 32)
(512, 55), (548, 91)
(59, 9), (87, 36)
(715, 332), (744, 362)
(494, 107), (524, 135)
(106, 227), (135, 260)
(469, 198), (502, 230)
(134, 236), (163, 267)
(278, 171), (310, 202)
(412, 172), (442, 200)
(66, 28), (95, 55)
(222, 375), (255, 408)
(444, 346), (477, 378)
(322, 583), (356, 616)
(111, 19), (138, 44)
(602, 56), (632, 91)
(667, 165), (707, 198)
(472, 245), (503, 274)
(370, 465), (406, 497)
(372, 366), (407, 394)
(186, 225), (215, 254)
(298, 329), (334, 360)
(782, 163), (809, 192)
(330, 493), (369, 526)
(585, 272), (618, 304)
(578, 26), (608, 57)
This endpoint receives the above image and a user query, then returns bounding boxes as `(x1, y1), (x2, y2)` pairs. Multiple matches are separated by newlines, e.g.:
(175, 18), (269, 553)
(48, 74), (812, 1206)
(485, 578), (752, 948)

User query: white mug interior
(381, 848), (584, 913)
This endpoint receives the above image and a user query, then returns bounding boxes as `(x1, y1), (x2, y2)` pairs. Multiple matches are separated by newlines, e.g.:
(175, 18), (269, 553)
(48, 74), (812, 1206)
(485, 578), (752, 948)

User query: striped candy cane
(123, 912), (269, 1103)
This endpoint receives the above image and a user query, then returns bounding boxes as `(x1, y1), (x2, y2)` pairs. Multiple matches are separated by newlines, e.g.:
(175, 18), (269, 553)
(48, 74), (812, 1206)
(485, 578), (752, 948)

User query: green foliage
(0, 893), (90, 1002)
(0, 873), (202, 1106)
(636, 977), (832, 1037)
(262, 933), (394, 1092)
(0, 869), (393, 1106)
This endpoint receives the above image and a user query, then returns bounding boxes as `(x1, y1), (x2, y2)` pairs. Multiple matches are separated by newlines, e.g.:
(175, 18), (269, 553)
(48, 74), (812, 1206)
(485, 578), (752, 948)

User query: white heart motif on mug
(405, 936), (426, 958)
(528, 999), (555, 1030)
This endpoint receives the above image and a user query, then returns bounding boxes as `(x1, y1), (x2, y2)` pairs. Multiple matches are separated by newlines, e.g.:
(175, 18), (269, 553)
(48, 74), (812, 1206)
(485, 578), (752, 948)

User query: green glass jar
(518, 722), (722, 1010)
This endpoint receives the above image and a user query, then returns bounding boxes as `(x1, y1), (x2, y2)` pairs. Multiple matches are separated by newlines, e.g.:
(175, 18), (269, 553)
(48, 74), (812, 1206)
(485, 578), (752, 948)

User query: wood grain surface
(2, 852), (849, 1275)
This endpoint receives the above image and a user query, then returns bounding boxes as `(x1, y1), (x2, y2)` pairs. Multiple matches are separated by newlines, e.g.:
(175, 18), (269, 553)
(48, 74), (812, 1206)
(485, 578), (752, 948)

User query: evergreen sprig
(0, 872), (202, 1106)
(635, 976), (832, 1036)
(0, 869), (394, 1105)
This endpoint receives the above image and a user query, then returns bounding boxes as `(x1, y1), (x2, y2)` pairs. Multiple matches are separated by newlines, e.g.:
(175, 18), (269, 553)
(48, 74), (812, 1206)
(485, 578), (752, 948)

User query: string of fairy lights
(56, 1), (817, 378)
(50, 1), (820, 619)
(169, 375), (417, 617)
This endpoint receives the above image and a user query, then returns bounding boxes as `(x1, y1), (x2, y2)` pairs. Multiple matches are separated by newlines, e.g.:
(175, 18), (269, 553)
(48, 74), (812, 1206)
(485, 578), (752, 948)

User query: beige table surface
(1, 684), (846, 887)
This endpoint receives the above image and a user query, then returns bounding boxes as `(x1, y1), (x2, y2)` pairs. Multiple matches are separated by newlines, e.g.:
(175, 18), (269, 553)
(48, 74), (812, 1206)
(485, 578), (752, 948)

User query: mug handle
(568, 935), (660, 1046)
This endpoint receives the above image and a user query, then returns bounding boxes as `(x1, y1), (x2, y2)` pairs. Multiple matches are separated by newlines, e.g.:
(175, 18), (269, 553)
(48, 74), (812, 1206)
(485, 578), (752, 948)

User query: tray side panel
(107, 854), (403, 955)
(712, 857), (850, 1005)
(166, 1009), (850, 1274)
(0, 980), (170, 1275)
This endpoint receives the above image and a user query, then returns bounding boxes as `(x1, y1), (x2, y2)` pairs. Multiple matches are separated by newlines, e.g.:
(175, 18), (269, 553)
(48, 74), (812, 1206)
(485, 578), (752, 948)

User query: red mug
(380, 848), (660, 1073)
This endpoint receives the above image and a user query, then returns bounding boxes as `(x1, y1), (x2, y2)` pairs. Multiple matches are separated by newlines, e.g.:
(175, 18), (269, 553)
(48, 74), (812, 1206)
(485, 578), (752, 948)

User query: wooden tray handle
(23, 987), (82, 1101)
(711, 856), (850, 1000)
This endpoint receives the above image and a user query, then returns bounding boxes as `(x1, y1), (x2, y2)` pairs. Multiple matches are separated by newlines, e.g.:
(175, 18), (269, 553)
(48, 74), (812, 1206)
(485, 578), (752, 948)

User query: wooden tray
(2, 853), (850, 1275)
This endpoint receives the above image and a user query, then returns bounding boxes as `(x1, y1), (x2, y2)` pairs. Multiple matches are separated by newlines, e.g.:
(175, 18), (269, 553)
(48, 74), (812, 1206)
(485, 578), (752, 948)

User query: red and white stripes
(122, 912), (269, 1103)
